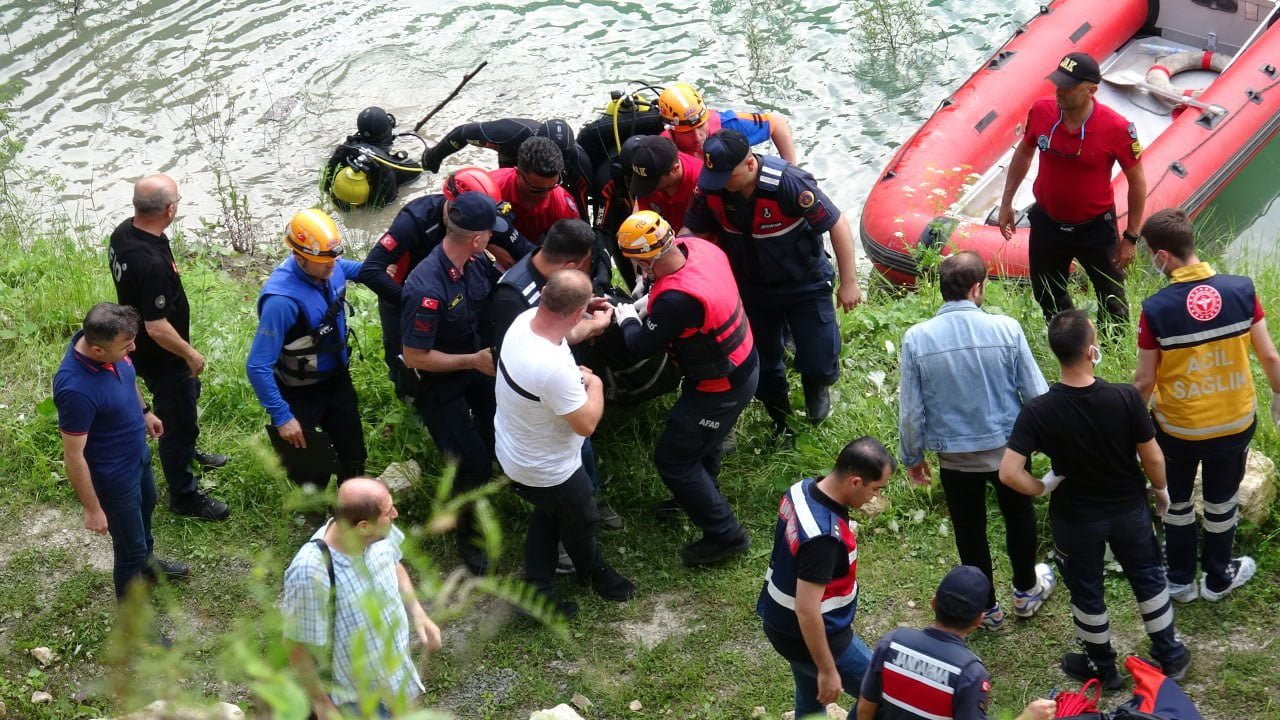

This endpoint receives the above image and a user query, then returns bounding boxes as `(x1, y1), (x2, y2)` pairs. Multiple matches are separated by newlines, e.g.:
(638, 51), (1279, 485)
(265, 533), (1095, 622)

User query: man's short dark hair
(939, 251), (986, 302)
(518, 136), (565, 178)
(335, 487), (384, 525)
(1047, 309), (1094, 364)
(1141, 208), (1196, 260)
(82, 302), (139, 347)
(542, 219), (596, 263)
(934, 604), (980, 631)
(834, 436), (896, 482)
(541, 269), (592, 316)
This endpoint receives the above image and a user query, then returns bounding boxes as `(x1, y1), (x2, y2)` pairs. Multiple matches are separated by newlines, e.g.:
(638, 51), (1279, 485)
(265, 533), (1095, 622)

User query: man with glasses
(108, 174), (230, 522)
(490, 136), (581, 245)
(997, 52), (1147, 331)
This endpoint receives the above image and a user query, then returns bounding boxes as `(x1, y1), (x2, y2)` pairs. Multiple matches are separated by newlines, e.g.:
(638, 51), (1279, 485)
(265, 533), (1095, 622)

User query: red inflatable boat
(861, 0), (1280, 285)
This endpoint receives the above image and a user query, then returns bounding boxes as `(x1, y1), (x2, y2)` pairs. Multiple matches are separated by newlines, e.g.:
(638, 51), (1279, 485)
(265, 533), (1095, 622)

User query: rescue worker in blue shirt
(399, 191), (507, 576)
(246, 209), (367, 488)
(358, 167), (532, 393)
(856, 566), (1057, 720)
(683, 129), (862, 430)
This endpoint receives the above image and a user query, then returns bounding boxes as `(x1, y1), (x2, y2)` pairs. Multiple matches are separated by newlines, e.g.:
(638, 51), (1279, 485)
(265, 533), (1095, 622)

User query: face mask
(1089, 344), (1102, 366)
(1150, 252), (1167, 276)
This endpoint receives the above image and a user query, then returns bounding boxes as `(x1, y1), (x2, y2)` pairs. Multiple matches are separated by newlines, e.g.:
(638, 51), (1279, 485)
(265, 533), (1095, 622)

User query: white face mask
(1089, 344), (1102, 366)
(1151, 252), (1167, 276)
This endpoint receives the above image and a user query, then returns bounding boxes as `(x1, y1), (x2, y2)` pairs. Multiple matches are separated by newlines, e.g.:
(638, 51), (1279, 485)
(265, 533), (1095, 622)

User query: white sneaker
(980, 604), (1009, 633)
(1012, 562), (1056, 618)
(1168, 580), (1199, 604)
(1200, 556), (1256, 602)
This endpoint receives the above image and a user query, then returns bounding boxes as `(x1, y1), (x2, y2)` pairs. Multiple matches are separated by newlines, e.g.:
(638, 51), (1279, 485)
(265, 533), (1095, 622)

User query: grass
(1, 214), (1279, 720)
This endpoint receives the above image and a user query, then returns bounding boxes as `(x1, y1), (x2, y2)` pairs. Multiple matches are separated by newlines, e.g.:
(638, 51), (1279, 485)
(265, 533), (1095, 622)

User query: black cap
(627, 136), (679, 197)
(357, 107), (395, 143)
(935, 565), (992, 621)
(1048, 52), (1101, 88)
(448, 191), (510, 234)
(698, 130), (751, 191)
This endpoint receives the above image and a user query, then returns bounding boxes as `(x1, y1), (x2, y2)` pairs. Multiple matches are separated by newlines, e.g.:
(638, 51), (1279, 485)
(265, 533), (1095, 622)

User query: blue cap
(448, 191), (510, 234)
(935, 565), (991, 620)
(697, 129), (751, 191)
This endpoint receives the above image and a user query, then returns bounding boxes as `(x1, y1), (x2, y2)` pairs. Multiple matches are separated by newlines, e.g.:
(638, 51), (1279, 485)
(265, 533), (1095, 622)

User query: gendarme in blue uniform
(53, 331), (147, 488)
(399, 244), (500, 365)
(247, 256), (363, 427)
(860, 627), (991, 719)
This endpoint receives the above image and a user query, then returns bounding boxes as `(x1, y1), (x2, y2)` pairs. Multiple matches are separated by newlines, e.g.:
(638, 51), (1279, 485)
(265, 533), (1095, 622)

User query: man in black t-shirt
(108, 174), (229, 521)
(999, 309), (1188, 689)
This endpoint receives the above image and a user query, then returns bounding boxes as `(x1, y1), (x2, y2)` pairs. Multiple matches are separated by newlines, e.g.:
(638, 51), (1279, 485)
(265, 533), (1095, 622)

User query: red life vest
(651, 236), (753, 391)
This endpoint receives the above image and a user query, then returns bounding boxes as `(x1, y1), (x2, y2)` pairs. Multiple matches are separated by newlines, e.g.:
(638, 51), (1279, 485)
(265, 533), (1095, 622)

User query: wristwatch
(1122, 230), (1141, 244)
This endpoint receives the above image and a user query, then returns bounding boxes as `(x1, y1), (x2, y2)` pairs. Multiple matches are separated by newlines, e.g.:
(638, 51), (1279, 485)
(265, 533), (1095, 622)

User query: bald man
(282, 478), (441, 718)
(109, 174), (228, 521)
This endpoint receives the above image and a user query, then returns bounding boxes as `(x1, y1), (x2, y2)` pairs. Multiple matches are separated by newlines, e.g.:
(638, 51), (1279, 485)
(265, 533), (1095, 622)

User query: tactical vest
(1142, 263), (1258, 440)
(650, 237), (754, 388)
(876, 627), (983, 720)
(258, 259), (350, 388)
(699, 156), (827, 288)
(757, 478), (858, 639)
(496, 253), (544, 311)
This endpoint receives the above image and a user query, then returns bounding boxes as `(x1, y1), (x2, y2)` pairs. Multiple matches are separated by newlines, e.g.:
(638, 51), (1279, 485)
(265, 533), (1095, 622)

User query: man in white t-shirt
(496, 269), (636, 617)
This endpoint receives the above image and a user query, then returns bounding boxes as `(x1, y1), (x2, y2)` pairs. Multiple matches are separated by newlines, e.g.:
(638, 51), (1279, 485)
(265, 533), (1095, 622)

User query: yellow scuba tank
(331, 165), (371, 207)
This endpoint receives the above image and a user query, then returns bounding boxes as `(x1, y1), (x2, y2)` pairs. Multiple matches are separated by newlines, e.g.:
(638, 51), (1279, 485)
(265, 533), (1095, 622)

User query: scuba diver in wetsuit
(323, 106), (425, 211)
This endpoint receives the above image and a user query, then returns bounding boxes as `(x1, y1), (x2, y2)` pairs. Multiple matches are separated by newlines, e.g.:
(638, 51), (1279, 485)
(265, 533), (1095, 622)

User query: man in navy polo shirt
(54, 303), (191, 600)
(400, 191), (506, 575)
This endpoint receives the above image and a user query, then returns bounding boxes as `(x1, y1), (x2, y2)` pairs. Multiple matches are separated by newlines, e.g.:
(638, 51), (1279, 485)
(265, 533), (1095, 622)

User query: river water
(2, 0), (1276, 263)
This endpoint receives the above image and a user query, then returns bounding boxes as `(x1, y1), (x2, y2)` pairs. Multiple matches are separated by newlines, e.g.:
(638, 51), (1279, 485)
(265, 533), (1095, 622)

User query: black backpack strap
(498, 357), (541, 402)
(309, 538), (336, 679)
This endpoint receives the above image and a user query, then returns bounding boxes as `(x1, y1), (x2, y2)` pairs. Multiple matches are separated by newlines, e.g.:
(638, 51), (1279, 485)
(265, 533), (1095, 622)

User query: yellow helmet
(330, 165), (370, 207)
(617, 210), (674, 260)
(284, 209), (344, 263)
(658, 82), (708, 132)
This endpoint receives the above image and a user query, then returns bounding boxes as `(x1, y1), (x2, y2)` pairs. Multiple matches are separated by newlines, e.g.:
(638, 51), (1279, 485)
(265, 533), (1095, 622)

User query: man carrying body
(856, 566), (1057, 720)
(400, 192), (507, 575)
(420, 118), (593, 214)
(282, 477), (442, 719)
(898, 251), (1054, 631)
(496, 270), (634, 616)
(997, 52), (1146, 329)
(684, 129), (861, 427)
(1000, 309), (1190, 688)
(55, 303), (189, 600)
(757, 437), (893, 716)
(658, 81), (796, 162)
(108, 173), (229, 521)
(614, 211), (758, 566)
(1133, 208), (1280, 603)
(490, 136), (582, 245)
(246, 209), (368, 488)
(358, 167), (531, 391)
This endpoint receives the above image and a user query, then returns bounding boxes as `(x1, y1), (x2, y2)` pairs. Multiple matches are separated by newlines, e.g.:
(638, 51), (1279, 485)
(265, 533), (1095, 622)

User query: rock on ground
(1190, 448), (1275, 524)
(379, 460), (421, 493)
(529, 705), (587, 720)
(91, 700), (244, 720)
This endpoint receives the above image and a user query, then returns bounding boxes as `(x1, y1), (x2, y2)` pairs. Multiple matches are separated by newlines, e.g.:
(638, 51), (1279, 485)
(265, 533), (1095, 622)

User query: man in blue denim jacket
(898, 251), (1054, 632)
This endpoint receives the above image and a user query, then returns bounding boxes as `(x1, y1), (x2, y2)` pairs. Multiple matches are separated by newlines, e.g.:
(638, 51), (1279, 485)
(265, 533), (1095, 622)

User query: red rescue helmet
(442, 167), (501, 202)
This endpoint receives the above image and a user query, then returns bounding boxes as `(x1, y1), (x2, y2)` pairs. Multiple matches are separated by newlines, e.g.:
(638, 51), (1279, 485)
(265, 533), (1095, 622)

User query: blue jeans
(95, 452), (157, 599)
(788, 635), (871, 716)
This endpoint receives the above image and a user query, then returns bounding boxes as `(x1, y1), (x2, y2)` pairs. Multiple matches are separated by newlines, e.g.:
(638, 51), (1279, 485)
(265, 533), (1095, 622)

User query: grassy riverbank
(0, 221), (1278, 719)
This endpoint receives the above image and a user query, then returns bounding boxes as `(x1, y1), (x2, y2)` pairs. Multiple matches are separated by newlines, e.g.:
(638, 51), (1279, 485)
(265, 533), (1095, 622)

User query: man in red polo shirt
(997, 52), (1146, 330)
(625, 135), (701, 232)
(490, 136), (580, 245)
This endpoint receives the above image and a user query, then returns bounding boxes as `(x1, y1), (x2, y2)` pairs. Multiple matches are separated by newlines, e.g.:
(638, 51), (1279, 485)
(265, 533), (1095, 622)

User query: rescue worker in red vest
(625, 135), (702, 234)
(683, 129), (861, 428)
(247, 209), (368, 488)
(756, 437), (893, 716)
(613, 210), (758, 566)
(1133, 208), (1280, 604)
(856, 566), (1058, 720)
(657, 81), (796, 162)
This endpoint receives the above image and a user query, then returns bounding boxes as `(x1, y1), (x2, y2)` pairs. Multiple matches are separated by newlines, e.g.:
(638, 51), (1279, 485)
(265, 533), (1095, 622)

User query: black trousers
(1028, 205), (1128, 328)
(512, 466), (604, 595)
(279, 371), (367, 486)
(1157, 422), (1255, 591)
(655, 364), (758, 540)
(1052, 503), (1186, 672)
(413, 372), (496, 544)
(744, 289), (840, 422)
(939, 467), (1038, 608)
(138, 370), (200, 502)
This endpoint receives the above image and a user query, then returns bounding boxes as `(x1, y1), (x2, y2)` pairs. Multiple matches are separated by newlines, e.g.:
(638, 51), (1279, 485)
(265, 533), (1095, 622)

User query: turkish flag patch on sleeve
(379, 233), (397, 251)
(421, 296), (440, 310)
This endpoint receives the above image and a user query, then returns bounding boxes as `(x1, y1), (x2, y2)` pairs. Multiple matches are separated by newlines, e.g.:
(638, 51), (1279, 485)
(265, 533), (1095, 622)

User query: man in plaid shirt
(282, 478), (442, 718)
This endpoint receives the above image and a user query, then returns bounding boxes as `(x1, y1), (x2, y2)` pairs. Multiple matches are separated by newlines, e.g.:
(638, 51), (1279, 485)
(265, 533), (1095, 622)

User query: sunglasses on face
(518, 169), (559, 194)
